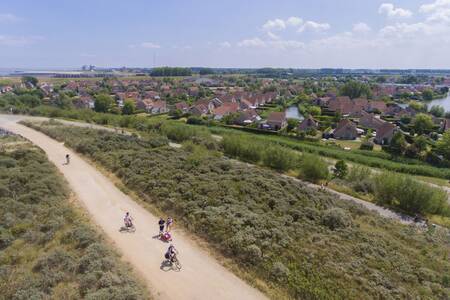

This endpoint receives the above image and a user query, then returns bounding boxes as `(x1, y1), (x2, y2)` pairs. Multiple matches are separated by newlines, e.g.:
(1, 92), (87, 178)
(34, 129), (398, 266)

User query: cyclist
(124, 212), (133, 228)
(166, 244), (178, 263)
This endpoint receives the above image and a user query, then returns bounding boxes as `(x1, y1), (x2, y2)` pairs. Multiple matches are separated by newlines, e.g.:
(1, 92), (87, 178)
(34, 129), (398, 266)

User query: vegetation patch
(0, 135), (149, 299)
(25, 122), (450, 299)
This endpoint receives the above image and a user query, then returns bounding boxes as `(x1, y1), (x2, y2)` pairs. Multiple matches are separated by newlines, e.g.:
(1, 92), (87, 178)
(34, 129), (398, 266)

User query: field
(0, 134), (149, 299)
(24, 121), (450, 299)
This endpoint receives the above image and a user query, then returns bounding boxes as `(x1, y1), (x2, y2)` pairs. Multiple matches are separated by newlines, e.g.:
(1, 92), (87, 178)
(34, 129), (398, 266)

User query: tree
(413, 113), (434, 134)
(389, 132), (408, 155)
(413, 135), (428, 152)
(94, 94), (115, 113)
(339, 81), (372, 99)
(54, 93), (73, 109)
(333, 160), (348, 179)
(287, 118), (299, 132)
(308, 106), (321, 116)
(122, 99), (136, 115)
(21, 76), (38, 86)
(422, 89), (434, 101)
(436, 131), (450, 161)
(409, 101), (427, 112)
(429, 105), (444, 117)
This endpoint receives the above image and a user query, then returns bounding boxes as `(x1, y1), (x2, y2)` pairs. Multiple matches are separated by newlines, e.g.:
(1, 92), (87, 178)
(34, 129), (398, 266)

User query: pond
(428, 93), (450, 111)
(285, 105), (304, 120)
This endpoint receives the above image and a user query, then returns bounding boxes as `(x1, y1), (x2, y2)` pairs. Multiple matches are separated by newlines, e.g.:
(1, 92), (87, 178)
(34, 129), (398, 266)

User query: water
(285, 105), (304, 120)
(428, 93), (450, 111)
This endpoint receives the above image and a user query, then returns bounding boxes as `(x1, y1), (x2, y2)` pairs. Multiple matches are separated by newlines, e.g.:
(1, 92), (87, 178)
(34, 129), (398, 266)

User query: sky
(1, 0), (450, 69)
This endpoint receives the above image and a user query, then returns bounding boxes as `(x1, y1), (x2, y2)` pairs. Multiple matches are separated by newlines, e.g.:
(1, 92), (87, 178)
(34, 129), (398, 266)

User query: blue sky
(1, 0), (449, 69)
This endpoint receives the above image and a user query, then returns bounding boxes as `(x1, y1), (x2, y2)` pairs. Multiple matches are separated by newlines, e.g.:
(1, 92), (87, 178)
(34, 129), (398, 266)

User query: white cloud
(237, 37), (267, 48)
(418, 0), (450, 23)
(237, 37), (303, 50)
(267, 31), (280, 40)
(140, 42), (161, 49)
(286, 17), (303, 27)
(352, 22), (371, 33)
(262, 18), (286, 31)
(379, 3), (412, 18)
(0, 35), (42, 46)
(219, 41), (231, 48)
(271, 40), (304, 50)
(0, 13), (21, 23)
(298, 21), (330, 33)
(420, 0), (450, 13)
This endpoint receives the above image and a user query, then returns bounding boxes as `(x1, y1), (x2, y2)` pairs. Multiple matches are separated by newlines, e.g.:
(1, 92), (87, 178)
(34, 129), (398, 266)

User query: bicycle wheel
(174, 259), (182, 270)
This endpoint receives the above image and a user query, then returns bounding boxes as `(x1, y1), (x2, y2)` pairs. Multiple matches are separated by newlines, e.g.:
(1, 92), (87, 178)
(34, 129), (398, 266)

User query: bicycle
(170, 255), (182, 271)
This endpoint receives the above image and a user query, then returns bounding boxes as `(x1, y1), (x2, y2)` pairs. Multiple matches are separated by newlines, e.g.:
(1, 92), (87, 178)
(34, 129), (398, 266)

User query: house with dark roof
(265, 112), (287, 131)
(333, 119), (358, 140)
(298, 115), (318, 132)
(359, 112), (385, 130)
(374, 122), (397, 145)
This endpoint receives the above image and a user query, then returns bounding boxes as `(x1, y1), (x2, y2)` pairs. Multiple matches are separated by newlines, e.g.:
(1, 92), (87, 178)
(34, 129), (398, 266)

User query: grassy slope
(26, 122), (450, 300)
(0, 136), (149, 299)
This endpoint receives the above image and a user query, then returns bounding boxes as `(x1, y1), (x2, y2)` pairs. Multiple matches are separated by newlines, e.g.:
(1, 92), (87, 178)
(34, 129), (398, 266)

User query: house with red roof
(213, 102), (239, 120)
(374, 122), (397, 145)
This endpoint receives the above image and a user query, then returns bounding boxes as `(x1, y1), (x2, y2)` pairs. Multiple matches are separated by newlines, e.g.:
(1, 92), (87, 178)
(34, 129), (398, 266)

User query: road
(0, 114), (266, 300)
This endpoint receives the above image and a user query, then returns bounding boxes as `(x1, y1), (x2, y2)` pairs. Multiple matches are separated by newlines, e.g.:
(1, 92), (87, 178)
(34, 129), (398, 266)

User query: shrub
(347, 166), (374, 194)
(262, 146), (297, 171)
(373, 172), (450, 215)
(333, 160), (348, 179)
(299, 154), (329, 183)
(322, 208), (353, 230)
(271, 262), (290, 282)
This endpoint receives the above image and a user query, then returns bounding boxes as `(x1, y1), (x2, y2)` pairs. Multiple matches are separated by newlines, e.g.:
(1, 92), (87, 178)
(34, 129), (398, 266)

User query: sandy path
(0, 115), (266, 300)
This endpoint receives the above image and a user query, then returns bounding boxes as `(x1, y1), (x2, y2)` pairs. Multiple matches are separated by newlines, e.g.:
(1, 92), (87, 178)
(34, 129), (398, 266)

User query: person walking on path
(158, 217), (165, 235)
(166, 217), (173, 232)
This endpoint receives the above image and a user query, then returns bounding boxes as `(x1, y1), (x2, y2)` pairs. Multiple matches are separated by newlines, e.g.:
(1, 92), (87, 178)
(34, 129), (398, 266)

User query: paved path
(0, 115), (266, 300)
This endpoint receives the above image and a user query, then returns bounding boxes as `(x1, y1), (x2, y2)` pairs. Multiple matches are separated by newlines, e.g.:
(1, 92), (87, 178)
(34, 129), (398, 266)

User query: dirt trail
(0, 115), (266, 300)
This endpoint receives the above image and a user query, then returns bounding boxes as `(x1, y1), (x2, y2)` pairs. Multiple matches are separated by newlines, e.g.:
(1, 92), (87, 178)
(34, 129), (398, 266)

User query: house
(174, 102), (190, 113)
(359, 112), (385, 130)
(375, 122), (397, 145)
(235, 109), (260, 125)
(136, 99), (154, 112)
(0, 86), (13, 94)
(367, 101), (387, 113)
(213, 103), (239, 120)
(333, 119), (358, 140)
(298, 115), (318, 132)
(327, 96), (353, 115)
(150, 100), (168, 114)
(266, 112), (287, 131)
(190, 103), (209, 116)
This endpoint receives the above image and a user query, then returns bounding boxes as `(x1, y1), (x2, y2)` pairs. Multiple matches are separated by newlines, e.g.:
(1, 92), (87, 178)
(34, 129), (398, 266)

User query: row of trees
(150, 67), (192, 77)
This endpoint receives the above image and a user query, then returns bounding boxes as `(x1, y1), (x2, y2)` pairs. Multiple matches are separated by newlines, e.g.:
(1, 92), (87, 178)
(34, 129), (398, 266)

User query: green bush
(373, 172), (450, 216)
(299, 154), (329, 183)
(322, 208), (353, 230)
